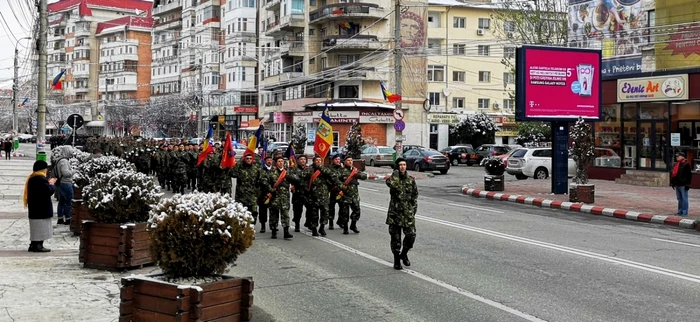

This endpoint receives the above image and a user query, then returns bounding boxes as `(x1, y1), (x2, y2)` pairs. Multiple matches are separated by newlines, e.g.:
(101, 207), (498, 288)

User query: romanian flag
(381, 82), (402, 103)
(340, 22), (351, 29)
(260, 140), (268, 167)
(313, 103), (333, 159)
(197, 126), (214, 166)
(52, 69), (66, 90)
(220, 131), (236, 168)
(285, 144), (296, 168)
(243, 124), (264, 157)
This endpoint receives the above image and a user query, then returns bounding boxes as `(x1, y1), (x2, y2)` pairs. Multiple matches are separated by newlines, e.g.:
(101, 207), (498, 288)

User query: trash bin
(37, 151), (47, 162)
(13, 139), (19, 150)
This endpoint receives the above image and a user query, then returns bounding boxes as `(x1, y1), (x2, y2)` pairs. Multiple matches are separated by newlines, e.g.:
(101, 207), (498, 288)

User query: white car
(506, 148), (576, 180)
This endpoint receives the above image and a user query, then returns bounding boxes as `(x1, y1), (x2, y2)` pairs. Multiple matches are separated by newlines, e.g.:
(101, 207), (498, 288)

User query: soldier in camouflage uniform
(306, 155), (344, 237)
(156, 144), (169, 189)
(385, 158), (418, 270)
(200, 148), (219, 193)
(231, 153), (265, 230)
(171, 144), (189, 194)
(256, 156), (274, 233)
(264, 156), (300, 239)
(186, 145), (198, 191)
(290, 155), (309, 232)
(338, 155), (368, 235)
(327, 154), (344, 230)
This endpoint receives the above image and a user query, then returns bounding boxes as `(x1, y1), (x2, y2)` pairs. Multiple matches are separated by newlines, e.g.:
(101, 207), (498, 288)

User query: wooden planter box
(119, 274), (254, 322)
(484, 174), (505, 192)
(74, 187), (83, 200)
(70, 200), (96, 236)
(79, 222), (154, 271)
(569, 184), (595, 203)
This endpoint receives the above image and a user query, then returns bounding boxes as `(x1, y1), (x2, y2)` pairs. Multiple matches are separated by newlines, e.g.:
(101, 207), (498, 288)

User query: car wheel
(369, 159), (375, 167)
(439, 169), (448, 174)
(451, 159), (459, 166)
(515, 174), (528, 180)
(414, 163), (422, 172)
(534, 167), (548, 180)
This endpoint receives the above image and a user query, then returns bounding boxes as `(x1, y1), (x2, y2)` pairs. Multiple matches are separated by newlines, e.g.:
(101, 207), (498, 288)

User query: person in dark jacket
(671, 151), (692, 216)
(24, 160), (57, 252)
(3, 138), (12, 160)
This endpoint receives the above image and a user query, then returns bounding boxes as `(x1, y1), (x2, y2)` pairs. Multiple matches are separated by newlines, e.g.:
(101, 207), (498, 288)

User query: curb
(461, 187), (699, 230)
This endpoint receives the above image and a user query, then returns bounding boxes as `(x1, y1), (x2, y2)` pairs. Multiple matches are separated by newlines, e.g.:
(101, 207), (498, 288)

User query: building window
(452, 44), (466, 55)
(310, 57), (316, 64)
(429, 92), (440, 106)
(309, 28), (315, 35)
(478, 71), (490, 82)
(338, 85), (359, 98)
(478, 45), (490, 56)
(452, 71), (465, 82)
(478, 98), (490, 109)
(503, 46), (515, 59)
(427, 65), (445, 82)
(453, 17), (465, 28)
(452, 97), (465, 109)
(503, 72), (514, 84)
(427, 11), (441, 28)
(427, 39), (442, 55)
(503, 99), (515, 111)
(310, 0), (316, 5)
(478, 18), (490, 29)
(504, 21), (516, 33)
(339, 54), (360, 65)
(321, 57), (327, 69)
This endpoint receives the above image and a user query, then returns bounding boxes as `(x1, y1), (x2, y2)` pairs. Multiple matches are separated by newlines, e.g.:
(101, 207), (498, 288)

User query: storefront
(591, 71), (700, 185)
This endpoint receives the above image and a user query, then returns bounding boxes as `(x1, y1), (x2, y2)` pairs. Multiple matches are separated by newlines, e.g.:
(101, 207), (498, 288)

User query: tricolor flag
(381, 82), (402, 103)
(244, 124), (264, 157)
(285, 144), (297, 168)
(220, 131), (236, 168)
(52, 69), (66, 90)
(260, 139), (268, 167)
(18, 98), (29, 108)
(197, 126), (214, 166)
(313, 102), (333, 159)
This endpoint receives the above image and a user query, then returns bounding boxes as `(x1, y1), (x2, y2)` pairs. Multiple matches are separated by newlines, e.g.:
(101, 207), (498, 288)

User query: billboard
(515, 46), (603, 121)
(655, 0), (700, 70)
(567, 0), (654, 77)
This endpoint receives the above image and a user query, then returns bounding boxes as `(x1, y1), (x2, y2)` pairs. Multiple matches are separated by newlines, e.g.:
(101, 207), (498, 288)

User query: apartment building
(426, 0), (517, 149)
(47, 0), (153, 121)
(258, 0), (394, 148)
(151, 0), (183, 98)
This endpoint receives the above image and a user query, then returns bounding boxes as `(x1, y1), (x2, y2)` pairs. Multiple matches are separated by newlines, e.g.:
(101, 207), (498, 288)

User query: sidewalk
(462, 177), (700, 230)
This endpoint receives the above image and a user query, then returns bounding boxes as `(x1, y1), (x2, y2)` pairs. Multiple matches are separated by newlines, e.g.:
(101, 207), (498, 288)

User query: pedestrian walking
(671, 151), (692, 216)
(385, 158), (418, 270)
(24, 160), (56, 252)
(3, 138), (12, 160)
(53, 146), (75, 225)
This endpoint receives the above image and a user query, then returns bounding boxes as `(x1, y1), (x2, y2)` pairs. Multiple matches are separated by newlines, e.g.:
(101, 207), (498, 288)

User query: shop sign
(273, 112), (292, 124)
(234, 106), (258, 114)
(240, 121), (249, 128)
(314, 118), (359, 124)
(427, 113), (459, 125)
(248, 119), (260, 128)
(293, 111), (362, 123)
(496, 130), (518, 137)
(671, 133), (681, 147)
(617, 74), (689, 103)
(360, 111), (394, 123)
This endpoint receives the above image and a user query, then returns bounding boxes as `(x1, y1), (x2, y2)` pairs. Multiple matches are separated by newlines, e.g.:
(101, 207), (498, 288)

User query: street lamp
(12, 37), (32, 134)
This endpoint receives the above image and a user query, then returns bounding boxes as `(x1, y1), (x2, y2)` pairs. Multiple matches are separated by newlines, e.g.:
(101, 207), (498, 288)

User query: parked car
(267, 141), (288, 156)
(440, 145), (478, 166)
(475, 144), (511, 163)
(361, 145), (396, 167)
(505, 148), (576, 180)
(402, 148), (450, 174)
(402, 144), (426, 154)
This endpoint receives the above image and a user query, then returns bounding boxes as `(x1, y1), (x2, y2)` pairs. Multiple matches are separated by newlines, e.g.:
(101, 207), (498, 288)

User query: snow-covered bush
(483, 156), (505, 176)
(73, 156), (136, 189)
(569, 117), (594, 185)
(148, 193), (255, 279)
(51, 145), (92, 170)
(449, 113), (498, 147)
(83, 169), (162, 224)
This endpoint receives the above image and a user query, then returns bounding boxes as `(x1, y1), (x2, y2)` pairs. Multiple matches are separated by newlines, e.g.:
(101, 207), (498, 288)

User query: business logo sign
(427, 113), (459, 125)
(617, 74), (689, 102)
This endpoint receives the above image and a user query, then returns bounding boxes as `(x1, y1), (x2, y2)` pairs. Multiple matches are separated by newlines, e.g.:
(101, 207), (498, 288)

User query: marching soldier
(231, 153), (265, 231)
(172, 144), (189, 194)
(338, 155), (368, 234)
(256, 156), (274, 233)
(290, 155), (309, 232)
(328, 154), (344, 230)
(264, 156), (299, 239)
(385, 158), (418, 270)
(306, 155), (344, 236)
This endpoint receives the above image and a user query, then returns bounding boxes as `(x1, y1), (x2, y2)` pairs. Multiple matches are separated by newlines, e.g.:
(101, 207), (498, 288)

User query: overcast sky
(0, 0), (38, 89)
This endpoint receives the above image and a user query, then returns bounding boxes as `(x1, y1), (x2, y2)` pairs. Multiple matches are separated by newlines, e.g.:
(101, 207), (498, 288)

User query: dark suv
(475, 144), (511, 163)
(440, 145), (477, 166)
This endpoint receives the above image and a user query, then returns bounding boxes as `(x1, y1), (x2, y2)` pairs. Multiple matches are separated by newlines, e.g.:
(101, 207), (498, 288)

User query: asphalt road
(231, 165), (700, 322)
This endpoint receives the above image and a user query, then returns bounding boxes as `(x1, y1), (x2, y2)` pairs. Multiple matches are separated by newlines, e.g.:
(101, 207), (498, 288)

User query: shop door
(638, 121), (667, 170)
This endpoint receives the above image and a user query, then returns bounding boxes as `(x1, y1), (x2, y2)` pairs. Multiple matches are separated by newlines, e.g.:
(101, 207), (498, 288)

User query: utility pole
(37, 0), (48, 158)
(12, 48), (18, 134)
(197, 58), (203, 136)
(393, 0), (403, 154)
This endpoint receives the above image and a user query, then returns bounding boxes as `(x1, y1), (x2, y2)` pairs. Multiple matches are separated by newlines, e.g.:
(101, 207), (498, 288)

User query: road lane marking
(361, 203), (700, 284)
(297, 231), (547, 322)
(447, 203), (504, 214)
(359, 187), (380, 192)
(651, 238), (700, 249)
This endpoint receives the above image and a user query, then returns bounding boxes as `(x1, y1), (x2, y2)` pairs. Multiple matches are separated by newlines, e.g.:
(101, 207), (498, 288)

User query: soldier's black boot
(294, 221), (300, 233)
(318, 225), (327, 236)
(400, 249), (411, 267)
(393, 252), (403, 270)
(271, 229), (277, 239)
(311, 227), (319, 237)
(328, 222), (334, 230)
(350, 220), (360, 233)
(260, 224), (266, 233)
(342, 224), (349, 235)
(283, 227), (293, 239)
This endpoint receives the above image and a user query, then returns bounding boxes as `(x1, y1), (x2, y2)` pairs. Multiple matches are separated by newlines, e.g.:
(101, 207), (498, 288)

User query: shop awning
(85, 121), (106, 127)
(304, 100), (395, 110)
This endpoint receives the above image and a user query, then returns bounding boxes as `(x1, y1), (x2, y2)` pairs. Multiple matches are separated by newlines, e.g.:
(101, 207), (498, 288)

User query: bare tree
(142, 94), (196, 138)
(105, 100), (147, 137)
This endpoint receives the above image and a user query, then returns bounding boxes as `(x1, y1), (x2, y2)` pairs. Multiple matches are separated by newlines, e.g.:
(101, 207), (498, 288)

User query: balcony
(309, 3), (386, 24)
(154, 18), (182, 31)
(264, 0), (280, 11)
(264, 101), (282, 107)
(72, 67), (90, 78)
(74, 27), (90, 38)
(323, 65), (387, 81)
(48, 46), (66, 54)
(74, 86), (90, 94)
(48, 33), (64, 42)
(154, 0), (182, 15)
(265, 14), (305, 37)
(280, 41), (304, 57)
(322, 35), (384, 52)
(280, 71), (303, 80)
(226, 31), (256, 43)
(102, 83), (138, 92)
(152, 55), (179, 66)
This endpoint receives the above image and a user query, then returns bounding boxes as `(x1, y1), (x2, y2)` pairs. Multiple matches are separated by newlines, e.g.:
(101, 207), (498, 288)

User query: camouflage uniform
(264, 166), (300, 239)
(327, 162), (344, 229)
(257, 164), (273, 232)
(171, 149), (189, 194)
(338, 165), (368, 234)
(187, 148), (198, 190)
(231, 161), (264, 222)
(200, 151), (220, 193)
(306, 164), (343, 236)
(155, 147), (169, 189)
(290, 163), (309, 232)
(386, 169), (418, 269)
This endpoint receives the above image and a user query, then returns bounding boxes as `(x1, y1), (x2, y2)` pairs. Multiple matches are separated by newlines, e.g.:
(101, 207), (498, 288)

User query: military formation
(82, 136), (419, 270)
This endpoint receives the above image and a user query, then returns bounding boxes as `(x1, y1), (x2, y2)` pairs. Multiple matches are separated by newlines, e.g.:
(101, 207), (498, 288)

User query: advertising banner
(567, 0), (654, 77)
(616, 74), (689, 102)
(516, 46), (602, 121)
(655, 0), (700, 70)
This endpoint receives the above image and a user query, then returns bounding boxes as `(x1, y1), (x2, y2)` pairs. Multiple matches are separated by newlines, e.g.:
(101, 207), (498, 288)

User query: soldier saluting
(385, 157), (418, 270)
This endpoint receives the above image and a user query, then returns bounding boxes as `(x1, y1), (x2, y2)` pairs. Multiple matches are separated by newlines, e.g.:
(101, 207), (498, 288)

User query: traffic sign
(67, 114), (84, 129)
(393, 109), (405, 120)
(394, 119), (406, 132)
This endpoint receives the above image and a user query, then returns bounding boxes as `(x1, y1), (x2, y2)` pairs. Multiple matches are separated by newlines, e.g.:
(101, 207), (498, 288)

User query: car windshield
(379, 148), (395, 154)
(511, 149), (528, 158)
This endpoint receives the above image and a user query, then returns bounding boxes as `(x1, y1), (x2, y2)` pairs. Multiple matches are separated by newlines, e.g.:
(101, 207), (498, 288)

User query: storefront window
(638, 102), (668, 170)
(671, 103), (700, 172)
(594, 104), (622, 168)
(621, 104), (637, 168)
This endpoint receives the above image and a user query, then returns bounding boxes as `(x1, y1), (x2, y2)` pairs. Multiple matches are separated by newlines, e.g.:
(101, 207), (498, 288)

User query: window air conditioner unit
(507, 32), (514, 38)
(477, 29), (485, 36)
(493, 103), (500, 110)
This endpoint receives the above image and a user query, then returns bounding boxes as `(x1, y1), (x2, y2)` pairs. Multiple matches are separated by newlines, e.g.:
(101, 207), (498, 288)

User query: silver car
(361, 145), (396, 167)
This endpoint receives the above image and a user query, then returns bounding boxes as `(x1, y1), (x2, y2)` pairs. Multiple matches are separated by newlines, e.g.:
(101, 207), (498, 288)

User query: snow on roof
(49, 0), (153, 17)
(96, 16), (154, 34)
(427, 0), (505, 10)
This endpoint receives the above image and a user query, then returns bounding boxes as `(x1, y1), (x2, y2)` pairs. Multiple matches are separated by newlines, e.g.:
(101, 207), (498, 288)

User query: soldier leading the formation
(385, 158), (418, 270)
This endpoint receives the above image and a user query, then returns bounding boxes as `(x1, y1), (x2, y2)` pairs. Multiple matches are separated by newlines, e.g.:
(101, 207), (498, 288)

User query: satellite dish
(443, 88), (451, 97)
